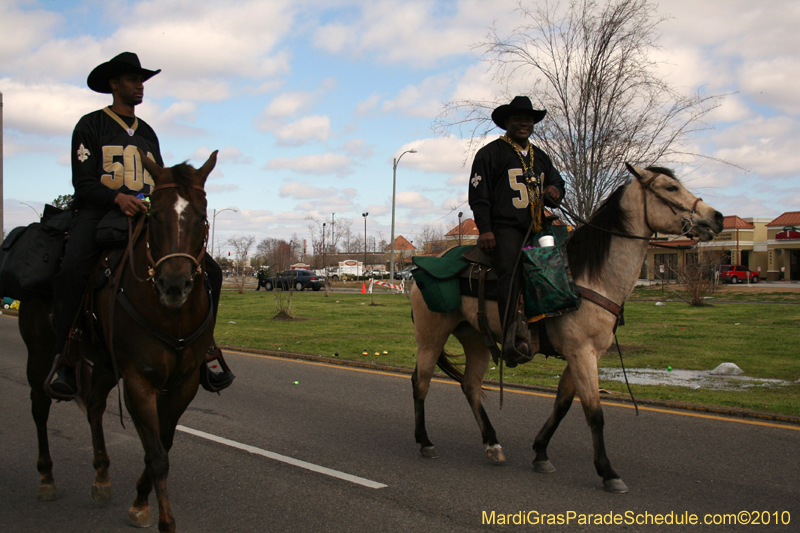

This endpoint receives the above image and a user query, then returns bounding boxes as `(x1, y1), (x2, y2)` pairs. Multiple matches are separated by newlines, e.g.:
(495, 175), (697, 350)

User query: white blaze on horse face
(174, 195), (189, 244)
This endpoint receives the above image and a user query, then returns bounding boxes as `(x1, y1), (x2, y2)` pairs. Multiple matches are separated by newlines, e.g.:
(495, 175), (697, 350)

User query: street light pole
(362, 212), (368, 275)
(390, 148), (417, 280)
(322, 222), (326, 271)
(458, 211), (463, 247)
(20, 202), (41, 220)
(211, 207), (238, 258)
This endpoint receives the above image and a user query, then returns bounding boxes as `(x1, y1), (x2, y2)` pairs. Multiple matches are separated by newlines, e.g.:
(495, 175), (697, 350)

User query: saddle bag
(95, 210), (131, 248)
(0, 205), (72, 300)
(521, 225), (582, 322)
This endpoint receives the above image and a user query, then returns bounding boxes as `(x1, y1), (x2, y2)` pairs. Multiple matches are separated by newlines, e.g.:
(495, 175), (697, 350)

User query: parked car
(393, 266), (415, 280)
(266, 269), (324, 291)
(369, 269), (389, 278)
(718, 264), (759, 284)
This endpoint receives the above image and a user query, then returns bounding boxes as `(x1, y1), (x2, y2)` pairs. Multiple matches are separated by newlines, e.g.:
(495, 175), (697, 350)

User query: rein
(558, 174), (704, 245)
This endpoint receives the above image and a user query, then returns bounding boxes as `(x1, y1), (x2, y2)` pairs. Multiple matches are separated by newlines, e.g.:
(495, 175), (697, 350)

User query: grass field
(214, 285), (800, 417)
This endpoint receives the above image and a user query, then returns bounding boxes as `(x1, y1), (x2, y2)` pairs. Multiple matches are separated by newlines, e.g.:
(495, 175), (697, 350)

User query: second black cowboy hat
(87, 52), (161, 94)
(491, 96), (546, 130)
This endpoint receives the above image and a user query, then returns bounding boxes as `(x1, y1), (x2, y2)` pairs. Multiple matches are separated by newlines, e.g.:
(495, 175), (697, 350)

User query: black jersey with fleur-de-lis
(468, 138), (564, 234)
(70, 107), (164, 210)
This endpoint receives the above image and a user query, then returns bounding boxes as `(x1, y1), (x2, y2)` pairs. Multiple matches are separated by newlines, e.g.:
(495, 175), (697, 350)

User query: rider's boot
(49, 365), (78, 398)
(201, 343), (235, 392)
(502, 318), (533, 368)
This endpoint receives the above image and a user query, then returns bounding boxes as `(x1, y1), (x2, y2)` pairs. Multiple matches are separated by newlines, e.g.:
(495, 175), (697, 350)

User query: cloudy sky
(2, 0), (799, 253)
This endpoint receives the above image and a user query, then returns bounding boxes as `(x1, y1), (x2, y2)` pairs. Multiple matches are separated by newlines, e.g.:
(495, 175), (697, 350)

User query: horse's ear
(138, 148), (167, 183)
(198, 150), (218, 184)
(625, 163), (653, 182)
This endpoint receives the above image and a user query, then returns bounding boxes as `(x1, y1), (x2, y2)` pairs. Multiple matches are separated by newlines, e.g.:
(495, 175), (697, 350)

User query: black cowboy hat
(87, 52), (161, 94)
(491, 96), (546, 130)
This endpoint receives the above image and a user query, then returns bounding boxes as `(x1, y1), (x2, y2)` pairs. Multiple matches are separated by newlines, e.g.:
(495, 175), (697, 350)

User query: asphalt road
(1, 313), (798, 532)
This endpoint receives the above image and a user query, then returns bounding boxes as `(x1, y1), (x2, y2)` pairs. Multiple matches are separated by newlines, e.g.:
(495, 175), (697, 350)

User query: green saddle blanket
(411, 245), (474, 313)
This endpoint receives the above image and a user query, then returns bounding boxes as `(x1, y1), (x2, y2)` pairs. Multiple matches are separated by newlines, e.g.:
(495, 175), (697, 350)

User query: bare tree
(436, 0), (724, 222)
(226, 235), (255, 294)
(671, 249), (725, 306)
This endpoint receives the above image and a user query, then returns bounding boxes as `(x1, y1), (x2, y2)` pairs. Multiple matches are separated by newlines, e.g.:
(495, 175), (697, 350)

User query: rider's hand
(543, 185), (561, 202)
(478, 231), (496, 250)
(114, 193), (150, 217)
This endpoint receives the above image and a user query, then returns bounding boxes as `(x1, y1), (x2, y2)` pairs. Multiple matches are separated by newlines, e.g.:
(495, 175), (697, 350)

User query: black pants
(52, 209), (223, 355)
(492, 225), (529, 330)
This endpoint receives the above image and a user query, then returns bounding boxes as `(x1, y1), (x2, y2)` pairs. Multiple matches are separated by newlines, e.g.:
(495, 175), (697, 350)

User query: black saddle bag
(0, 205), (72, 300)
(94, 210), (131, 248)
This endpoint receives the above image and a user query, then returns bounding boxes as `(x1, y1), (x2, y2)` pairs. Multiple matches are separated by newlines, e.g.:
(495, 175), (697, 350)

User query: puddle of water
(598, 367), (793, 390)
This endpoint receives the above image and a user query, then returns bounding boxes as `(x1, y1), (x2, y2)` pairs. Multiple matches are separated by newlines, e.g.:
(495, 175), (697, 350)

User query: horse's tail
(436, 350), (465, 383)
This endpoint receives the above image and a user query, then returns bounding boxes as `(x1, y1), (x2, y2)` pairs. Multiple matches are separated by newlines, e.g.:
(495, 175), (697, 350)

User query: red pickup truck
(718, 265), (759, 284)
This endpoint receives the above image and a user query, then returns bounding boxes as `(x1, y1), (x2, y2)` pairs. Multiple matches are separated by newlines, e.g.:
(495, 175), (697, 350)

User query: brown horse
(410, 165), (724, 493)
(19, 150), (218, 532)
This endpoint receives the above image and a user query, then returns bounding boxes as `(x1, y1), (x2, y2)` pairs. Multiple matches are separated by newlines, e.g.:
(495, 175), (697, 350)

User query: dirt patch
(270, 311), (309, 321)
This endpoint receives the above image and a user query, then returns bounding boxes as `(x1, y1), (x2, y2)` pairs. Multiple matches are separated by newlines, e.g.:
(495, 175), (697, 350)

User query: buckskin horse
(410, 164), (724, 493)
(19, 150), (219, 532)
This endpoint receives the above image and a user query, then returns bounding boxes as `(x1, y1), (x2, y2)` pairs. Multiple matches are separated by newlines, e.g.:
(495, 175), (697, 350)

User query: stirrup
(201, 344), (235, 393)
(44, 355), (80, 401)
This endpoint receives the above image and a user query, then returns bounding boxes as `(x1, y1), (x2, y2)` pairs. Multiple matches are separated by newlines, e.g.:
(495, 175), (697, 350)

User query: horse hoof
(532, 460), (556, 474)
(485, 445), (506, 464)
(38, 483), (58, 501)
(129, 506), (154, 528)
(420, 446), (440, 459)
(603, 478), (629, 494)
(92, 482), (112, 504)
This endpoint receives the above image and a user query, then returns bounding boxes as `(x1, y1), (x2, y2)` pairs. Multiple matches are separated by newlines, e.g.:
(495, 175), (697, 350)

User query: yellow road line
(227, 348), (800, 432)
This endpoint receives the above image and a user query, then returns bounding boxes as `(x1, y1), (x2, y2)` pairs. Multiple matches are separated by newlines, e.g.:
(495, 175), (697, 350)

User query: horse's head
(625, 164), (724, 242)
(140, 150), (218, 308)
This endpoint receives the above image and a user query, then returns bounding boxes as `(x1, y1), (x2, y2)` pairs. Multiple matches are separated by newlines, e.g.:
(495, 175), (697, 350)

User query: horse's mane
(171, 162), (197, 199)
(566, 184), (631, 281)
(566, 166), (677, 281)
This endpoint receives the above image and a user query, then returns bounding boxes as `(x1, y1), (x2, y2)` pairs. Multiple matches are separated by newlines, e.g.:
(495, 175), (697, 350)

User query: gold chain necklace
(501, 134), (533, 177)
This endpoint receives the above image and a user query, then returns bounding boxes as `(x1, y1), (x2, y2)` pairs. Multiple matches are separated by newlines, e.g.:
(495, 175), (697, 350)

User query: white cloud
(311, 0), (504, 66)
(191, 146), (253, 165)
(396, 191), (433, 209)
(340, 139), (374, 159)
(0, 78), (107, 136)
(275, 115), (332, 146)
(279, 181), (338, 199)
(381, 75), (452, 118)
(264, 153), (353, 176)
(394, 136), (491, 175)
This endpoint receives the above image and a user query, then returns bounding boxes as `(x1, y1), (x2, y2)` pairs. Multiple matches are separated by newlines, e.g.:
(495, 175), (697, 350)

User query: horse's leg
(571, 357), (628, 493)
(412, 350), (441, 459)
(123, 376), (175, 532)
(87, 370), (119, 504)
(453, 326), (505, 463)
(411, 296), (455, 459)
(532, 365), (576, 474)
(21, 300), (58, 501)
(30, 387), (58, 501)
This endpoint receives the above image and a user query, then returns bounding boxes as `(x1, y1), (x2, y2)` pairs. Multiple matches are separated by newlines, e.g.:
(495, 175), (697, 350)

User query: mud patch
(599, 367), (793, 390)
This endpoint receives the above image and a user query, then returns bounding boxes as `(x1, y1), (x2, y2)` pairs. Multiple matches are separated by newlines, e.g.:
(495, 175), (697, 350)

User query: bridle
(144, 182), (209, 282)
(559, 171), (704, 243)
(638, 172), (704, 240)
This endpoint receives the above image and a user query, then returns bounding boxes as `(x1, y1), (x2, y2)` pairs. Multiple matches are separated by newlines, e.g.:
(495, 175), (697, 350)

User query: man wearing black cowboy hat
(49, 52), (234, 398)
(468, 95), (565, 366)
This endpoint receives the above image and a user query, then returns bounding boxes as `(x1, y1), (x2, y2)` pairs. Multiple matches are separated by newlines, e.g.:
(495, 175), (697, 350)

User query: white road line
(176, 425), (387, 489)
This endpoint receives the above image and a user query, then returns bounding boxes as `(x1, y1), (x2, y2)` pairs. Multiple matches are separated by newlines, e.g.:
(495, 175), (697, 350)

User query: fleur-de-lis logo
(471, 173), (482, 187)
(77, 144), (90, 163)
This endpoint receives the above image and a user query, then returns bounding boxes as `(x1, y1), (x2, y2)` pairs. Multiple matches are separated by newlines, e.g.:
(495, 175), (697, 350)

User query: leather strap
(578, 286), (624, 333)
